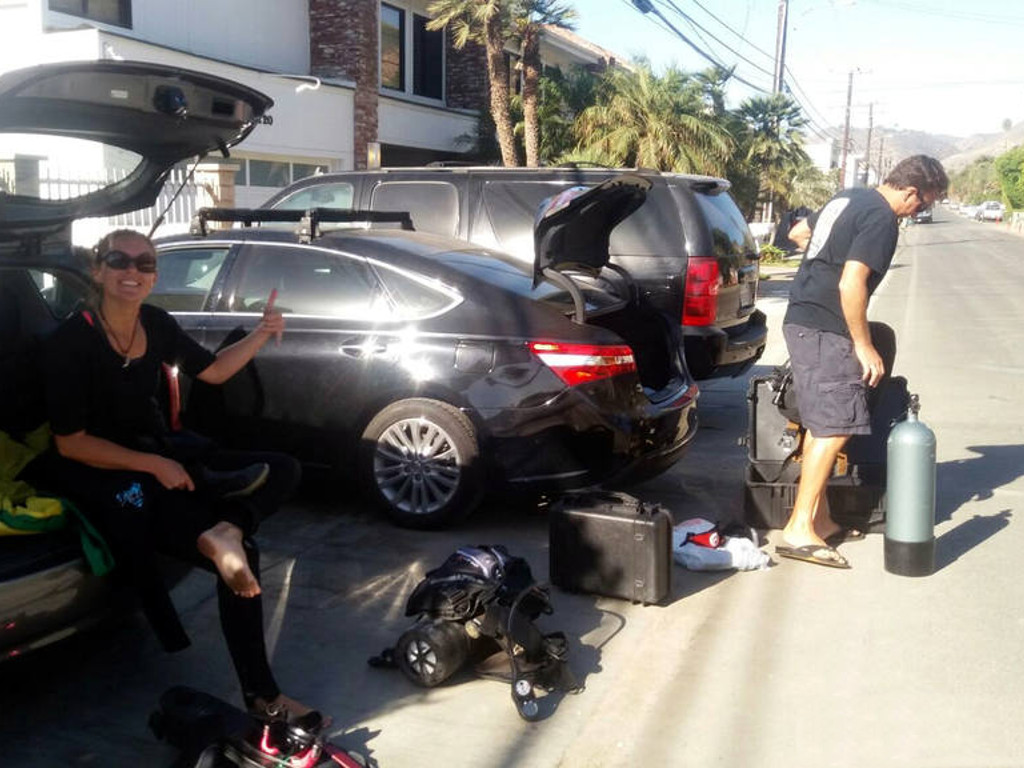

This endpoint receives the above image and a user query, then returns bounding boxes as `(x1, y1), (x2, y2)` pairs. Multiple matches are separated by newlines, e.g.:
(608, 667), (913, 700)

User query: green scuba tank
(884, 394), (936, 576)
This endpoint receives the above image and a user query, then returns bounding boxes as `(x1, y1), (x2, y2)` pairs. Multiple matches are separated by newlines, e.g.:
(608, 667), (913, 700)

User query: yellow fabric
(0, 496), (64, 535)
(0, 423), (61, 536)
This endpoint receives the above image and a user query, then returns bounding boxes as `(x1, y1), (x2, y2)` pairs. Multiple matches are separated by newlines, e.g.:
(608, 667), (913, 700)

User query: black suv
(263, 167), (767, 380)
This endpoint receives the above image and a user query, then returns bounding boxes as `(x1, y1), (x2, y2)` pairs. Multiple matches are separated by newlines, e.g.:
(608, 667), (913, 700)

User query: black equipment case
(549, 491), (672, 605)
(743, 364), (909, 533)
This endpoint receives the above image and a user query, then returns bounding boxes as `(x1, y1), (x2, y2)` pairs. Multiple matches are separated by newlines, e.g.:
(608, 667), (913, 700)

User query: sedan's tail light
(528, 341), (637, 387)
(682, 256), (721, 327)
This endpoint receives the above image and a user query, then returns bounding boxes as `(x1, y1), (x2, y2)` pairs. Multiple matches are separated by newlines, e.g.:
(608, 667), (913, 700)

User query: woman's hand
(257, 288), (284, 344)
(150, 456), (195, 491)
(199, 290), (286, 385)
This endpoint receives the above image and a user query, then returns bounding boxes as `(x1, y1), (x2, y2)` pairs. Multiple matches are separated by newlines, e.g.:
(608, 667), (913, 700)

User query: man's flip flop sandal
(825, 528), (865, 547)
(775, 544), (851, 569)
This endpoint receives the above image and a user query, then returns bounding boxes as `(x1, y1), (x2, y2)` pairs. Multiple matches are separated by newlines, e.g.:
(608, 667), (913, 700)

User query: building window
(248, 160), (290, 188)
(381, 3), (405, 91)
(232, 159), (333, 189)
(412, 14), (443, 99)
(381, 3), (443, 101)
(49, 0), (131, 28)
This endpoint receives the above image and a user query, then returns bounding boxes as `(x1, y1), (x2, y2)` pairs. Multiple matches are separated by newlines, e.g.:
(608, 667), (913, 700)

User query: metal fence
(38, 165), (203, 245)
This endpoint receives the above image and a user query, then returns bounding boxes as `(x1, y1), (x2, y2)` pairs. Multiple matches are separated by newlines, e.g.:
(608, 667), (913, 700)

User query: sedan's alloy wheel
(374, 417), (462, 515)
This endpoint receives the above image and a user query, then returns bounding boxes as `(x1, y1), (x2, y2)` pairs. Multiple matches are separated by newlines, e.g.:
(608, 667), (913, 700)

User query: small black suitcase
(549, 491), (671, 605)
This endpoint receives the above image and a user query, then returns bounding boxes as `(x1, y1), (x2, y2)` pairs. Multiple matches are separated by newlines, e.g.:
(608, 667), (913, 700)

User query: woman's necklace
(98, 307), (141, 368)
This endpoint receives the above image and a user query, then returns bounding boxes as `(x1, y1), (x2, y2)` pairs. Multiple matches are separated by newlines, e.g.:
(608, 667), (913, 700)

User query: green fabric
(0, 425), (115, 575)
(61, 497), (116, 577)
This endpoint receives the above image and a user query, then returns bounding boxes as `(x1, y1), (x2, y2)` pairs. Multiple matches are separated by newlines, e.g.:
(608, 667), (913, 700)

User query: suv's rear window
(481, 180), (682, 258)
(371, 181), (459, 238)
(685, 189), (757, 258)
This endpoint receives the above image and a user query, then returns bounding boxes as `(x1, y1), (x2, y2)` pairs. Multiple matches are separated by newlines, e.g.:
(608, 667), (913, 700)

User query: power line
(654, 0), (776, 80)
(627, 0), (771, 93)
(619, 0), (837, 145)
(683, 0), (777, 63)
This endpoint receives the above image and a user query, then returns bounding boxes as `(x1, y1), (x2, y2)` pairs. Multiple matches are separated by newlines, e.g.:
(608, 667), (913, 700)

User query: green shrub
(759, 243), (787, 264)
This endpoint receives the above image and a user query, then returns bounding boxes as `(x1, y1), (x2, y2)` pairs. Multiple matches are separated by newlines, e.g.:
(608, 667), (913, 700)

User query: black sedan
(153, 188), (698, 529)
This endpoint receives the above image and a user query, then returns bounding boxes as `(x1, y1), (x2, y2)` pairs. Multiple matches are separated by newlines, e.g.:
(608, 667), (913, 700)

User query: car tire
(358, 398), (482, 529)
(395, 620), (471, 688)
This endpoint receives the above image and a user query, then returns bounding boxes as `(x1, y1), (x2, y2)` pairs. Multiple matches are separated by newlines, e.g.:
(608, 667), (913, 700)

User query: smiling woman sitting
(37, 228), (320, 723)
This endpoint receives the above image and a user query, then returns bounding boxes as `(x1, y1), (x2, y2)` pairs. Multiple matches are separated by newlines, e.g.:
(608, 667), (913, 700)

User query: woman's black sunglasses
(100, 250), (158, 273)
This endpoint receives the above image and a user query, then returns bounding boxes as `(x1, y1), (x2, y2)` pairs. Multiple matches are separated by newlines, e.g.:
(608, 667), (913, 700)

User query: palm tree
(511, 0), (575, 167)
(532, 64), (598, 165)
(427, 0), (519, 166)
(571, 62), (732, 174)
(736, 93), (810, 221)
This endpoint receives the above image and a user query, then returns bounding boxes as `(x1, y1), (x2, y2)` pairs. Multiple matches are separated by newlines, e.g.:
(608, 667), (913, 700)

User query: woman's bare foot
(250, 693), (332, 728)
(197, 521), (261, 597)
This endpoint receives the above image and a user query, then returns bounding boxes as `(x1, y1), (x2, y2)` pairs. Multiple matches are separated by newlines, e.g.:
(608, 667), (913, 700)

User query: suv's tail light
(682, 256), (721, 327)
(528, 341), (637, 387)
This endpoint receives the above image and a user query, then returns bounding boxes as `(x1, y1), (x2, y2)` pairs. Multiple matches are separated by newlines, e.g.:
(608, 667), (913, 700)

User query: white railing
(37, 165), (203, 246)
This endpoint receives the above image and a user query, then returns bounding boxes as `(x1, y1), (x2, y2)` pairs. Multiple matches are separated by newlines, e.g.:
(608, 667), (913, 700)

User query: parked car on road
(0, 60), (272, 660)
(261, 166), (767, 381)
(153, 177), (699, 529)
(912, 205), (933, 224)
(976, 200), (1005, 222)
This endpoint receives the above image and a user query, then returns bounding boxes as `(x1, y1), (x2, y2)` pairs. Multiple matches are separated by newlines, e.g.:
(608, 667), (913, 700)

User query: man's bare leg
(782, 431), (849, 548)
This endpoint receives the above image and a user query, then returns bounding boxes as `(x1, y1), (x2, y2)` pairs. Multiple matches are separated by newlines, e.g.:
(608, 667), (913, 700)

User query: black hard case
(742, 372), (909, 532)
(549, 491), (672, 605)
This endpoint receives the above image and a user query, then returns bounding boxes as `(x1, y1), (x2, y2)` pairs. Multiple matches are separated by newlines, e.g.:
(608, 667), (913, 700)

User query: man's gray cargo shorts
(782, 323), (871, 438)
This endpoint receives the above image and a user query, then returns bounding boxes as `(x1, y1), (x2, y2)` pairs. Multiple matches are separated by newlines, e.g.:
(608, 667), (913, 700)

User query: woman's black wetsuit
(38, 304), (299, 705)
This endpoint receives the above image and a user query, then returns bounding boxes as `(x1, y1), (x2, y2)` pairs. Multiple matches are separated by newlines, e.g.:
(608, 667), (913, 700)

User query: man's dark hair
(884, 155), (949, 197)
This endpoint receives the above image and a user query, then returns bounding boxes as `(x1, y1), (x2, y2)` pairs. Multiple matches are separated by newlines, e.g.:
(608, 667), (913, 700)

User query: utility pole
(839, 70), (854, 189)
(863, 103), (873, 185)
(877, 134), (886, 181)
(773, 0), (789, 93)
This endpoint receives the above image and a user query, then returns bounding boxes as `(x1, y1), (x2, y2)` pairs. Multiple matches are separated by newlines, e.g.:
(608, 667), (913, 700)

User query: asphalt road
(3, 207), (1023, 767)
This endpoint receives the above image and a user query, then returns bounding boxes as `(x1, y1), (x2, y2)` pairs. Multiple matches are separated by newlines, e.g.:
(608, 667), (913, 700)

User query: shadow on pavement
(934, 509), (1012, 573)
(935, 444), (1024, 523)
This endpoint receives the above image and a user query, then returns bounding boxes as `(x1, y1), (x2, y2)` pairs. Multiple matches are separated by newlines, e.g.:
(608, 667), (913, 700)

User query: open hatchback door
(0, 60), (272, 243)
(532, 173), (696, 399)
(533, 174), (651, 291)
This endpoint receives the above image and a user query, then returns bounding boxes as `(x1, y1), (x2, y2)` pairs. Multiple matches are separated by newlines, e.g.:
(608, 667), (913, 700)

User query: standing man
(776, 155), (948, 568)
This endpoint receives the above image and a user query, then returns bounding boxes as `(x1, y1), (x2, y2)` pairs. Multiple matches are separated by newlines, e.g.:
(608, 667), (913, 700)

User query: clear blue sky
(573, 0), (1024, 139)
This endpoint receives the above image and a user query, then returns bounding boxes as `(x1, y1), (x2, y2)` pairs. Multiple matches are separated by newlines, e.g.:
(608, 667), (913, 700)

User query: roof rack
(425, 160), (484, 168)
(189, 207), (415, 241)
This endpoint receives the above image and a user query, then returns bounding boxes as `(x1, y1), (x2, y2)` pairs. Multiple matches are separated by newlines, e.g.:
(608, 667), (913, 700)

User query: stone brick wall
(446, 32), (487, 112)
(310, 0), (378, 169)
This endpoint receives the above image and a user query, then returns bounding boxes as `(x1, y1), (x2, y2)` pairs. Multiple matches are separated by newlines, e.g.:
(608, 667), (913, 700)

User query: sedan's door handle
(338, 338), (388, 358)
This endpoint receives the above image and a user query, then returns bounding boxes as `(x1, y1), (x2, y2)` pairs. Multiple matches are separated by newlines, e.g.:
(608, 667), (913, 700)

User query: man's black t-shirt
(42, 304), (216, 448)
(784, 187), (898, 336)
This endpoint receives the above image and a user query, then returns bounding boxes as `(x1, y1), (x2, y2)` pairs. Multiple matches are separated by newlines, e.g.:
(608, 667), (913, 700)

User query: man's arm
(838, 259), (884, 386)
(788, 218), (812, 251)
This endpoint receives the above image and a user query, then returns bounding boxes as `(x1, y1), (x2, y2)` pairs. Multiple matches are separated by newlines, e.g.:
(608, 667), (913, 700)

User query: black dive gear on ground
(150, 686), (368, 768)
(743, 322), (910, 532)
(368, 545), (581, 721)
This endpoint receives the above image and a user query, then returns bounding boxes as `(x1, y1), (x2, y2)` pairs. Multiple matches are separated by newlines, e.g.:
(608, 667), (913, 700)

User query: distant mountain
(822, 124), (1022, 172)
(940, 122), (1024, 169)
